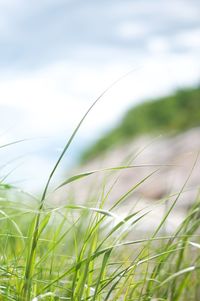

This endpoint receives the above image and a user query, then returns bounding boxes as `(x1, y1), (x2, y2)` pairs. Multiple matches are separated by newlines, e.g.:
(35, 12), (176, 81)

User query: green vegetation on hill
(82, 86), (200, 162)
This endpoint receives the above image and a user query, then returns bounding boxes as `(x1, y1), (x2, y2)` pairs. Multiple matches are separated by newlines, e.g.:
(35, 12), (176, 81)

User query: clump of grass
(0, 165), (200, 301)
(0, 83), (200, 301)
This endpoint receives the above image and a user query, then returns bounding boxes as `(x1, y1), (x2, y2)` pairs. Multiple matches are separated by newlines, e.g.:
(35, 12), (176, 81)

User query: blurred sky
(0, 0), (200, 192)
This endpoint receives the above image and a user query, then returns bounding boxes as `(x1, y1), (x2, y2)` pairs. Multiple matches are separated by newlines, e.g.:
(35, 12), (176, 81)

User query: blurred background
(0, 0), (200, 192)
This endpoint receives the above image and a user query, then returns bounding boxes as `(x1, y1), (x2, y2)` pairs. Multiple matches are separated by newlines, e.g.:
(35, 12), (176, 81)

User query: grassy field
(0, 88), (200, 300)
(0, 157), (200, 301)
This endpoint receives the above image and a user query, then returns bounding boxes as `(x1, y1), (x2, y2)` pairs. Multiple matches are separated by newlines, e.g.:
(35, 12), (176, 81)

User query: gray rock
(53, 127), (200, 232)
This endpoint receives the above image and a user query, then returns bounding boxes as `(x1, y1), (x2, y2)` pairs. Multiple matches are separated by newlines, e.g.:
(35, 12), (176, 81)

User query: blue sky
(0, 0), (200, 191)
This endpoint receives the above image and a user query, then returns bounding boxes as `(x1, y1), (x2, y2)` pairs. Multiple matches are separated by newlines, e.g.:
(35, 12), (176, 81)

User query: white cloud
(0, 52), (200, 142)
(118, 21), (148, 40)
(147, 37), (170, 54)
(175, 29), (200, 49)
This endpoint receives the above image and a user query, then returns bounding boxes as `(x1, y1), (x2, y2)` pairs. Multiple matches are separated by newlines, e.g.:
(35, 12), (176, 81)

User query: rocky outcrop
(54, 127), (200, 232)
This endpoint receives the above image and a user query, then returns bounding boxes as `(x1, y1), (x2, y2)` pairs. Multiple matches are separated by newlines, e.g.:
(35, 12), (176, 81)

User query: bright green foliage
(82, 86), (200, 161)
(0, 178), (200, 301)
(0, 85), (200, 300)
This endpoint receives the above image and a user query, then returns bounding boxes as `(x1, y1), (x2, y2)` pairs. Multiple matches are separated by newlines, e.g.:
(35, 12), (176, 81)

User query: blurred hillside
(54, 87), (200, 232)
(82, 86), (200, 162)
(55, 126), (200, 232)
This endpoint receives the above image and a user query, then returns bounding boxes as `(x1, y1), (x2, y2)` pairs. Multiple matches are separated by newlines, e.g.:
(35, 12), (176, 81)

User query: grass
(0, 84), (200, 300)
(0, 164), (200, 301)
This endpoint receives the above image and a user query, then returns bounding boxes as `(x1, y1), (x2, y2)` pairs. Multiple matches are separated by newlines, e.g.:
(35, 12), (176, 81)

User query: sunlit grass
(0, 146), (199, 301)
(0, 83), (199, 300)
